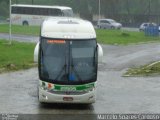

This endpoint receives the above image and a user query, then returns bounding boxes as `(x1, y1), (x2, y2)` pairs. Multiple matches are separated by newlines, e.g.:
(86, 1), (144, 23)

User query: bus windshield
(39, 38), (97, 85)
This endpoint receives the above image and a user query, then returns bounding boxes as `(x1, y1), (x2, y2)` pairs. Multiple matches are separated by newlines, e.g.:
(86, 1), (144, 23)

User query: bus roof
(41, 17), (96, 39)
(11, 4), (72, 10)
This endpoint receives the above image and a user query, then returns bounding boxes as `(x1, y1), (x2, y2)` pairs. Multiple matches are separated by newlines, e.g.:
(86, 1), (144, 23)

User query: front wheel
(111, 26), (115, 29)
(23, 21), (29, 26)
(98, 25), (101, 29)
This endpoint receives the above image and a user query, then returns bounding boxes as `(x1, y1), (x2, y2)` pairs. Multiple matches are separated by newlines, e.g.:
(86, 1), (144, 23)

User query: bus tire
(111, 26), (115, 29)
(23, 21), (29, 26)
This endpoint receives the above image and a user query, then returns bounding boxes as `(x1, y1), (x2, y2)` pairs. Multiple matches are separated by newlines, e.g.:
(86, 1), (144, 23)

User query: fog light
(45, 96), (48, 100)
(88, 96), (93, 100)
(42, 94), (48, 100)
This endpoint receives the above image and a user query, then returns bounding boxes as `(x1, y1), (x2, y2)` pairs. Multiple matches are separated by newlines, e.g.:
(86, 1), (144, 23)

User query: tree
(0, 1), (9, 18)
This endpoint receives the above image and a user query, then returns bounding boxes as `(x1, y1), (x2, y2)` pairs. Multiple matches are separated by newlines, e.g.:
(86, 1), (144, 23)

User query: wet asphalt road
(0, 33), (160, 119)
(0, 33), (39, 43)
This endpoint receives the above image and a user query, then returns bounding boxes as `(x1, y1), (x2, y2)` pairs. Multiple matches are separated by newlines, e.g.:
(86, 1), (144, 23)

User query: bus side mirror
(34, 42), (39, 63)
(97, 43), (103, 63)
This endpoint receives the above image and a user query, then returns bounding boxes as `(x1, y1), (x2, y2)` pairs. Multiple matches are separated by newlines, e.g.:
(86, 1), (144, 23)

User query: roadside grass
(0, 24), (160, 45)
(96, 29), (160, 45)
(123, 62), (160, 77)
(0, 39), (36, 73)
(0, 24), (40, 36)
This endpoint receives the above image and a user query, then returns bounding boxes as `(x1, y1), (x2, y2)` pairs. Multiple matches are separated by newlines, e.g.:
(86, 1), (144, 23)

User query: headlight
(40, 82), (47, 90)
(40, 82), (53, 91)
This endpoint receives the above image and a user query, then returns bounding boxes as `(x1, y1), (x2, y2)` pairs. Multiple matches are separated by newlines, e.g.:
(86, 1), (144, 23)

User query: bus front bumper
(38, 88), (96, 104)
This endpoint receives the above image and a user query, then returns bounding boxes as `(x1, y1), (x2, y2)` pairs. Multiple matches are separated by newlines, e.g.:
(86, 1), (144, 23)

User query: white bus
(11, 4), (73, 26)
(34, 18), (103, 103)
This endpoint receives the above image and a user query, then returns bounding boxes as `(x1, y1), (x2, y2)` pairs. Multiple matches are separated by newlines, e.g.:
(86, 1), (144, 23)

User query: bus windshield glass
(40, 38), (97, 85)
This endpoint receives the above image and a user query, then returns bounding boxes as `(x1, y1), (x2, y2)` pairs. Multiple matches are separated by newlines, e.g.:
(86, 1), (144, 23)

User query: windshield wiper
(54, 64), (67, 80)
(55, 44), (67, 81)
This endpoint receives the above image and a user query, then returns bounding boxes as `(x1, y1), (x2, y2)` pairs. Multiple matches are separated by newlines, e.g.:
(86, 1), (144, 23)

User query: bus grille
(48, 90), (89, 95)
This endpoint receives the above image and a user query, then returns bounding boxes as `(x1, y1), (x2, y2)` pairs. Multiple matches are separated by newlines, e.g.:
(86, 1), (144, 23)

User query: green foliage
(1, 0), (160, 19)
(124, 62), (160, 76)
(0, 1), (9, 17)
(0, 24), (40, 36)
(0, 40), (36, 73)
(96, 29), (160, 45)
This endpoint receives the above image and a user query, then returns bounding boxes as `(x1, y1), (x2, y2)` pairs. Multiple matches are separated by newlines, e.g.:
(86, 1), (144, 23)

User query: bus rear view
(35, 18), (103, 103)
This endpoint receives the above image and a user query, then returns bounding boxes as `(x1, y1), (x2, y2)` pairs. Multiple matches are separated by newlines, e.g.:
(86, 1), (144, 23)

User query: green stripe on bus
(41, 81), (95, 91)
(54, 83), (95, 90)
(54, 83), (95, 91)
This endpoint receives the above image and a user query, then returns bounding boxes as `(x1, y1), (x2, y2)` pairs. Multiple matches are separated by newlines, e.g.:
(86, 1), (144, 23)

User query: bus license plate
(63, 97), (73, 101)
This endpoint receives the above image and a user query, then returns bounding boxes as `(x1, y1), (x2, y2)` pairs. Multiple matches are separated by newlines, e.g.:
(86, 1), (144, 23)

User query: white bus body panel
(41, 18), (96, 39)
(97, 44), (103, 63)
(39, 87), (96, 104)
(11, 14), (47, 26)
(34, 42), (39, 62)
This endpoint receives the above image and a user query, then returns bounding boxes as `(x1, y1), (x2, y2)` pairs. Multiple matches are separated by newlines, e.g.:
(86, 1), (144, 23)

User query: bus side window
(27, 7), (33, 15)
(49, 9), (62, 16)
(48, 9), (53, 16)
(44, 8), (49, 16)
(17, 7), (21, 14)
(12, 7), (17, 14)
(33, 8), (42, 15)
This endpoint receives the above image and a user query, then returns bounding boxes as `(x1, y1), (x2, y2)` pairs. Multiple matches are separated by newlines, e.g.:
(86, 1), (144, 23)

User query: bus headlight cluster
(40, 82), (47, 90)
(40, 82), (54, 91)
